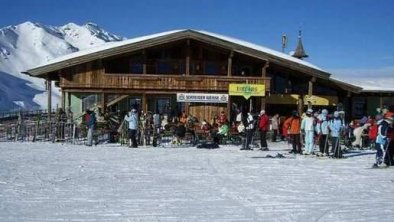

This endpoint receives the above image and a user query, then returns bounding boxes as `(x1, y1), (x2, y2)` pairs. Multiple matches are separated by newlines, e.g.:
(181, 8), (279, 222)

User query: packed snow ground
(0, 141), (393, 222)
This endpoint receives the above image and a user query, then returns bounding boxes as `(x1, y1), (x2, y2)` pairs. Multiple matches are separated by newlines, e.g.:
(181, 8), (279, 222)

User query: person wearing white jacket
(301, 109), (315, 155)
(124, 108), (139, 148)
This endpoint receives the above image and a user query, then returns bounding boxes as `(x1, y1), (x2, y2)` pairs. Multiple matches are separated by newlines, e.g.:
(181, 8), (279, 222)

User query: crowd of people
(83, 104), (394, 168)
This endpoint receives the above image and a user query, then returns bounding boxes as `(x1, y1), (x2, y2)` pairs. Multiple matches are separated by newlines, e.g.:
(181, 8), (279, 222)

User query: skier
(373, 114), (392, 167)
(84, 109), (97, 146)
(284, 110), (302, 154)
(124, 108), (139, 148)
(301, 108), (315, 155)
(316, 109), (330, 155)
(329, 111), (344, 158)
(258, 109), (269, 151)
(271, 113), (280, 142)
(241, 111), (255, 150)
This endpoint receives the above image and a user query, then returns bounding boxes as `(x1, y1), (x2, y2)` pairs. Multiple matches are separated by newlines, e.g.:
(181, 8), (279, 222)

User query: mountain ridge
(0, 21), (125, 111)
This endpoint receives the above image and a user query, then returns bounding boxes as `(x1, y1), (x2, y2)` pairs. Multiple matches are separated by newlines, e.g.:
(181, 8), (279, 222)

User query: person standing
(284, 110), (302, 154)
(241, 112), (255, 150)
(301, 109), (315, 155)
(329, 111), (344, 158)
(271, 113), (280, 142)
(258, 110), (269, 151)
(374, 114), (392, 167)
(125, 108), (139, 148)
(84, 109), (97, 146)
(316, 109), (330, 155)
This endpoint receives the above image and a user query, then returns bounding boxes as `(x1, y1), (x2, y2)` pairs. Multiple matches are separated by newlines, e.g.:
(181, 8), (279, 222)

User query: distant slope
(0, 21), (124, 111)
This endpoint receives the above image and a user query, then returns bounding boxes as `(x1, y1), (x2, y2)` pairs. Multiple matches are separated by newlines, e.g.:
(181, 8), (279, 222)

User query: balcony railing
(60, 74), (269, 92)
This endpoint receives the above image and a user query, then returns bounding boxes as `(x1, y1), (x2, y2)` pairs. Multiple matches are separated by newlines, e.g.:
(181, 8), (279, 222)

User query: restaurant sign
(176, 93), (229, 103)
(229, 84), (265, 99)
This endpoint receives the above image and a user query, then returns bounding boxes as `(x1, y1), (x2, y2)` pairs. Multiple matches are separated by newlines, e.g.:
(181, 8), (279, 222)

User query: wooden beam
(47, 79), (52, 121)
(67, 91), (71, 108)
(142, 50), (147, 74)
(227, 51), (233, 77)
(107, 95), (129, 107)
(307, 77), (315, 109)
(61, 90), (65, 109)
(142, 93), (147, 113)
(186, 39), (190, 75)
(261, 61), (269, 77)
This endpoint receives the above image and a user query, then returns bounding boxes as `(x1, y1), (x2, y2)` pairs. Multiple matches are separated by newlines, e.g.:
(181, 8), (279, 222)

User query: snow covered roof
(24, 29), (330, 79)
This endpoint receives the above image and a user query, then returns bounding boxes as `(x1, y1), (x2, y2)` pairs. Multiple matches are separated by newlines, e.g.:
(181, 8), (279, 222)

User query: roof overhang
(328, 77), (363, 93)
(23, 29), (331, 80)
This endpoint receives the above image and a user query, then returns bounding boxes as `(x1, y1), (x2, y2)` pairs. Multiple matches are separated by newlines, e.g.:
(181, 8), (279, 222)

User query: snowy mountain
(0, 21), (124, 111)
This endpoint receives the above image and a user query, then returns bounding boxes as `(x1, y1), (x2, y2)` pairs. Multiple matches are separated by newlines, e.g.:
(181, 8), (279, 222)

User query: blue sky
(1, 0), (394, 78)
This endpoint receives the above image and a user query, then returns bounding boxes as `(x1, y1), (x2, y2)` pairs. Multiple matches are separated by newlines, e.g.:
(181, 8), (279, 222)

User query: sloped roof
(24, 29), (330, 79)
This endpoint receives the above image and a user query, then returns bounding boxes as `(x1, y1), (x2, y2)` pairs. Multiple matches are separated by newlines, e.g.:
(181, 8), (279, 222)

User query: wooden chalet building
(24, 29), (361, 122)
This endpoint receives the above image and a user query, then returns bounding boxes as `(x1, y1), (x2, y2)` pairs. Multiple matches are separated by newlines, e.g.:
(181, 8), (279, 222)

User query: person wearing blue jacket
(329, 111), (344, 158)
(125, 108), (139, 148)
(316, 109), (330, 155)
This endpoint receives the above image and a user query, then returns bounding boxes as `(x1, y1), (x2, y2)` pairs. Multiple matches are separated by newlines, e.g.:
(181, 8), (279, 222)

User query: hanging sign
(229, 84), (265, 99)
(177, 93), (229, 103)
(304, 95), (338, 106)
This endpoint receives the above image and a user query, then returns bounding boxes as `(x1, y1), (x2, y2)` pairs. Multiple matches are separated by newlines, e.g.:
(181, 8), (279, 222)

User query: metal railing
(0, 120), (111, 145)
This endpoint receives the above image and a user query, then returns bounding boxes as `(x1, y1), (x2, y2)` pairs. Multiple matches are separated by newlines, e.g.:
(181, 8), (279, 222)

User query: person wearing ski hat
(283, 110), (302, 154)
(258, 109), (269, 151)
(373, 112), (394, 167)
(124, 108), (139, 148)
(329, 111), (344, 158)
(301, 108), (315, 155)
(316, 109), (330, 155)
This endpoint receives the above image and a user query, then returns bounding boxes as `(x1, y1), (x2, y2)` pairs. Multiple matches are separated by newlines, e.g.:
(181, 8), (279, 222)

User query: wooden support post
(261, 97), (266, 111)
(61, 90), (65, 109)
(307, 77), (315, 109)
(47, 79), (52, 121)
(67, 91), (71, 109)
(227, 51), (233, 77)
(186, 39), (190, 75)
(298, 96), (303, 117)
(101, 93), (106, 114)
(261, 61), (269, 77)
(142, 50), (147, 74)
(142, 93), (147, 113)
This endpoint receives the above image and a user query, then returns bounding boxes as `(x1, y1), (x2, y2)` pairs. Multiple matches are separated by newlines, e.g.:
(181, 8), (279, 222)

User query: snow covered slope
(0, 21), (124, 111)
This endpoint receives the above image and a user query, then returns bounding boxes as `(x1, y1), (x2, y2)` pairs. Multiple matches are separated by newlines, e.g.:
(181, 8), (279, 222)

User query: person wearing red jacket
(258, 110), (269, 151)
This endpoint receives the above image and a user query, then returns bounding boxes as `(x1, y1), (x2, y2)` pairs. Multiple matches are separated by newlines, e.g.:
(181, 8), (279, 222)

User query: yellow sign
(304, 95), (338, 106)
(229, 84), (265, 99)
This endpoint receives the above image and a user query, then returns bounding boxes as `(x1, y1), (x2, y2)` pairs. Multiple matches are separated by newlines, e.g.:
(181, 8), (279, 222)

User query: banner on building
(304, 95), (338, 106)
(228, 84), (265, 99)
(176, 93), (229, 103)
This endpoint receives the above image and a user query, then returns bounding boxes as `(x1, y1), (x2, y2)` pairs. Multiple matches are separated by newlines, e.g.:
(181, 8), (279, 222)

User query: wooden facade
(26, 29), (363, 122)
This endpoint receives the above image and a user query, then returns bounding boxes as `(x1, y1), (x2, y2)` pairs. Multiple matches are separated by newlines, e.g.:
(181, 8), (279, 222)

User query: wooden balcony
(60, 73), (270, 93)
